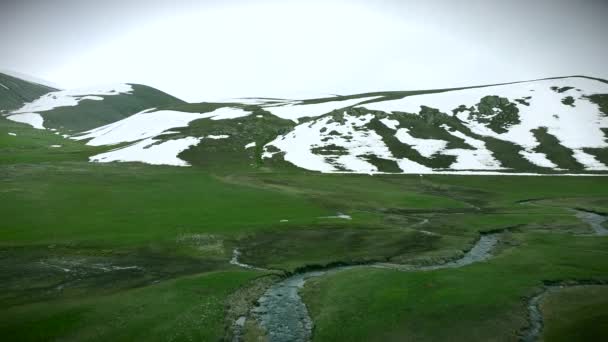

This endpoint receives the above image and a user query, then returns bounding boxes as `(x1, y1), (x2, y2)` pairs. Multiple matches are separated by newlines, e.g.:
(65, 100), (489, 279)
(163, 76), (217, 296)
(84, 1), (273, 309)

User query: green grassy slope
(3, 148), (607, 340)
(540, 286), (608, 341)
(302, 233), (608, 342)
(0, 270), (261, 342)
(0, 73), (57, 112)
(0, 116), (108, 164)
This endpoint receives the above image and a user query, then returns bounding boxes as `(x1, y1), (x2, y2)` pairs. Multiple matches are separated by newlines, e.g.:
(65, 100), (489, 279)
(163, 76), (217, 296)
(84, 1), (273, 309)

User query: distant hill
(3, 82), (185, 132)
(2, 73), (607, 174)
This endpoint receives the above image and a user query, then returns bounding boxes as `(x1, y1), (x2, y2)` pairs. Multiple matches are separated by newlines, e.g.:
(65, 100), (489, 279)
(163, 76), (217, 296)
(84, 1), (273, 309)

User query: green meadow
(1, 115), (607, 341)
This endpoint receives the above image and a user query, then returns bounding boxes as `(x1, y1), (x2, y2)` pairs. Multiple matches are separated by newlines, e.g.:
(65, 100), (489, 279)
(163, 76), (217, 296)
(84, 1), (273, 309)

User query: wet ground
(575, 210), (608, 236)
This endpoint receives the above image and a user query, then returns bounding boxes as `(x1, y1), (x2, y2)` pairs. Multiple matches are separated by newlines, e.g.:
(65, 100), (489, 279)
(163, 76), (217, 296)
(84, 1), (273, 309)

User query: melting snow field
(3, 75), (607, 174)
(73, 109), (204, 145)
(440, 125), (503, 170)
(90, 137), (201, 166)
(264, 112), (431, 173)
(358, 77), (608, 170)
(11, 84), (133, 114)
(263, 79), (608, 174)
(76, 107), (248, 166)
(73, 108), (249, 146)
(4, 84), (134, 129)
(263, 111), (509, 174)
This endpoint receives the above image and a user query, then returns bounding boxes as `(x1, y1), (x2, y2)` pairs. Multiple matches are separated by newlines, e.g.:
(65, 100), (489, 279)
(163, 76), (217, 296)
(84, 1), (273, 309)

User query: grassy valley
(1, 74), (608, 341)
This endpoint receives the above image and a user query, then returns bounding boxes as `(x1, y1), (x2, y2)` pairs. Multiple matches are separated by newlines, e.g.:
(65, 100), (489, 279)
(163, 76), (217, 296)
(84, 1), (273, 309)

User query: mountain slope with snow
(2, 83), (185, 132)
(1, 73), (607, 173)
(0, 72), (57, 112)
(262, 76), (608, 174)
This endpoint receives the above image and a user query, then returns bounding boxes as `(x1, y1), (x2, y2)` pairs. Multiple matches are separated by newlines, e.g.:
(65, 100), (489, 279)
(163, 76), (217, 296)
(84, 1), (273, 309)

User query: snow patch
(11, 84), (133, 114)
(205, 107), (251, 120)
(334, 154), (378, 174)
(6, 113), (44, 129)
(73, 109), (205, 146)
(571, 149), (608, 170)
(245, 142), (256, 149)
(440, 125), (503, 170)
(395, 128), (447, 158)
(50, 145), (62, 148)
(263, 112), (434, 174)
(8, 132), (16, 136)
(395, 158), (432, 173)
(207, 135), (229, 139)
(80, 95), (104, 101)
(380, 118), (399, 130)
(519, 151), (558, 169)
(90, 137), (201, 166)
(321, 213), (352, 220)
(0, 82), (9, 90)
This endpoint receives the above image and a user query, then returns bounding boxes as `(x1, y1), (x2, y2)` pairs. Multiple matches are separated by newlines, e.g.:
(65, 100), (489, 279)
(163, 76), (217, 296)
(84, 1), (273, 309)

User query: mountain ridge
(2, 73), (607, 175)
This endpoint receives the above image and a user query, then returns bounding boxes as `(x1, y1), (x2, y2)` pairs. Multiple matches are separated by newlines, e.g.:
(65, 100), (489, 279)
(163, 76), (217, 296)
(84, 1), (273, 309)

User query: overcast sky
(1, 0), (607, 102)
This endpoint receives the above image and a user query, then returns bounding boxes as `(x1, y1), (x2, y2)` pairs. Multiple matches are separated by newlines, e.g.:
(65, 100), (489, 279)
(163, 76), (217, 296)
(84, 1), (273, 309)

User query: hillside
(263, 77), (608, 174)
(2, 74), (608, 174)
(3, 83), (185, 132)
(0, 72), (57, 112)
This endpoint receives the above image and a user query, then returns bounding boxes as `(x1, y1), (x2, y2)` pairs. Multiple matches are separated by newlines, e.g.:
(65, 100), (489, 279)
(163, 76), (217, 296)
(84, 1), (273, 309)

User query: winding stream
(521, 210), (608, 341)
(522, 284), (607, 342)
(230, 248), (269, 271)
(247, 232), (500, 342)
(232, 209), (607, 342)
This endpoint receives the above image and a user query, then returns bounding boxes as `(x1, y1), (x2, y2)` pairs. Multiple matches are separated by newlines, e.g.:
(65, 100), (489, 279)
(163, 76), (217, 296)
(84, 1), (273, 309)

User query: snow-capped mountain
(2, 73), (607, 174)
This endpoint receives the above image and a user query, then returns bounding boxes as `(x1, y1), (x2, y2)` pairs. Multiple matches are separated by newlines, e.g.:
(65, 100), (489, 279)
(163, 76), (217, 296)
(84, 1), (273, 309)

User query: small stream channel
(521, 209), (608, 342)
(245, 232), (500, 342)
(233, 209), (607, 342)
(574, 209), (608, 236)
(521, 282), (608, 342)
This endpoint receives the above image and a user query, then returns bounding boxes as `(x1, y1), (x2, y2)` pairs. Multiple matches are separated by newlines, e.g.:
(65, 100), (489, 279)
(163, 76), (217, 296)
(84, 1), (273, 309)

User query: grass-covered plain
(2, 117), (608, 341)
(302, 233), (608, 341)
(540, 286), (608, 341)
